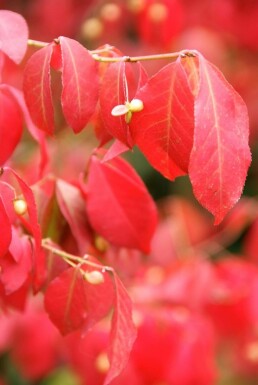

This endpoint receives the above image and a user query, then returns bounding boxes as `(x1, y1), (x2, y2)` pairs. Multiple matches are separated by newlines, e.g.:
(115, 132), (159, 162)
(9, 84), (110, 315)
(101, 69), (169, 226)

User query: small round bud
(13, 198), (27, 215)
(84, 270), (104, 285)
(129, 99), (144, 112)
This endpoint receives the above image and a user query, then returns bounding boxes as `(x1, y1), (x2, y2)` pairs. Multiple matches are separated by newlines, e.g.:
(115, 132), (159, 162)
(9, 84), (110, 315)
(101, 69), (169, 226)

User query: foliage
(0, 1), (258, 385)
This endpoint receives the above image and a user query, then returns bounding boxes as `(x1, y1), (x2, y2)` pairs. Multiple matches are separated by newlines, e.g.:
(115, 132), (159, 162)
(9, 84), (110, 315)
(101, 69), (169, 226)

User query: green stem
(27, 39), (49, 48)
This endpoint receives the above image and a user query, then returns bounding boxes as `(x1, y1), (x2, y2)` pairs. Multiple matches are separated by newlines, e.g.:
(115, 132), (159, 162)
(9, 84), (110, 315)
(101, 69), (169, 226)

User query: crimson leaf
(4, 85), (49, 178)
(0, 88), (23, 165)
(3, 167), (43, 289)
(56, 179), (93, 254)
(105, 272), (137, 385)
(23, 44), (54, 134)
(59, 36), (99, 133)
(0, 196), (11, 258)
(130, 58), (194, 180)
(44, 263), (114, 335)
(99, 62), (136, 147)
(188, 54), (251, 224)
(86, 156), (158, 253)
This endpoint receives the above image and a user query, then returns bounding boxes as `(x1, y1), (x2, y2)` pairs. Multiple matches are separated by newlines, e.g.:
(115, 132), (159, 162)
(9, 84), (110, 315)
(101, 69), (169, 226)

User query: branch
(41, 238), (114, 273)
(26, 38), (196, 62)
(91, 50), (196, 63)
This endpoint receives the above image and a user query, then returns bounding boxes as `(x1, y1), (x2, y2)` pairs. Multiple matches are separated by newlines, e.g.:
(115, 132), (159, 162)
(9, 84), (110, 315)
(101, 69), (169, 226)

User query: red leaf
(105, 272), (137, 385)
(0, 10), (28, 64)
(188, 54), (251, 224)
(50, 43), (62, 71)
(0, 88), (23, 164)
(99, 62), (136, 147)
(0, 196), (11, 258)
(3, 85), (49, 177)
(86, 156), (158, 253)
(23, 44), (54, 134)
(130, 59), (194, 180)
(44, 263), (114, 335)
(56, 179), (93, 253)
(45, 267), (86, 334)
(137, 62), (149, 90)
(59, 36), (99, 133)
(0, 181), (16, 223)
(3, 168), (41, 246)
(92, 103), (113, 146)
(0, 52), (4, 75)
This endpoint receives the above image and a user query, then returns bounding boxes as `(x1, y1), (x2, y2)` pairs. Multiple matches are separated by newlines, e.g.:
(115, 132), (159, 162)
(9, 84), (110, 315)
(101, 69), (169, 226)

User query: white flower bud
(13, 198), (27, 215)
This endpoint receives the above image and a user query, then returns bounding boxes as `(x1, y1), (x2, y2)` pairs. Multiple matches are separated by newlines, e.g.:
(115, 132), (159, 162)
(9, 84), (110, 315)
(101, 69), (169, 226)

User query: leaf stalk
(41, 238), (113, 273)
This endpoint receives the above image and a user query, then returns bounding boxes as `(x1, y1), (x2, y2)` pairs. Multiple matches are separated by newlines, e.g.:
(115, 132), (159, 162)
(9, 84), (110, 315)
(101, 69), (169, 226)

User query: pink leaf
(59, 36), (99, 133)
(102, 140), (130, 163)
(1, 229), (32, 294)
(44, 263), (114, 335)
(23, 44), (54, 134)
(189, 54), (251, 224)
(0, 88), (23, 164)
(86, 156), (158, 253)
(130, 59), (194, 180)
(105, 272), (137, 384)
(56, 179), (93, 253)
(0, 279), (30, 311)
(3, 168), (41, 246)
(0, 10), (28, 64)
(2, 167), (43, 288)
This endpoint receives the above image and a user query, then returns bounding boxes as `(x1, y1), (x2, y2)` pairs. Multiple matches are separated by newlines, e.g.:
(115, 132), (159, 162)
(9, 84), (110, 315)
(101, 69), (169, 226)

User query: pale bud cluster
(111, 98), (144, 123)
